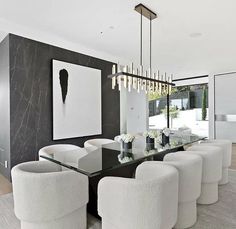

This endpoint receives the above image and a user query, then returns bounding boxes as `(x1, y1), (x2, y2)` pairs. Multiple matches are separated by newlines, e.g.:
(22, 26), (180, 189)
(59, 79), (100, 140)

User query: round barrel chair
(53, 148), (88, 170)
(38, 144), (81, 161)
(11, 161), (88, 229)
(164, 152), (202, 228)
(200, 139), (232, 185)
(186, 145), (222, 204)
(98, 162), (179, 229)
(84, 138), (115, 151)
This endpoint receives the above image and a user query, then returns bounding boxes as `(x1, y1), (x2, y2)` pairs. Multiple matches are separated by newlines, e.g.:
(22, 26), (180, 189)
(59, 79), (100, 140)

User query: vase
(146, 137), (155, 150)
(122, 141), (132, 152)
(120, 151), (133, 159)
(146, 136), (155, 144)
(162, 133), (169, 146)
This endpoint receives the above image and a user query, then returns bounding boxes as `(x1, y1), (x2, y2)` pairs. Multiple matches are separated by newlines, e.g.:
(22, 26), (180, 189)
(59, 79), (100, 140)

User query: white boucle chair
(164, 152), (202, 229)
(114, 135), (120, 142)
(200, 139), (232, 185)
(53, 147), (88, 169)
(98, 162), (179, 229)
(38, 144), (81, 160)
(11, 161), (88, 229)
(186, 145), (222, 204)
(84, 138), (115, 151)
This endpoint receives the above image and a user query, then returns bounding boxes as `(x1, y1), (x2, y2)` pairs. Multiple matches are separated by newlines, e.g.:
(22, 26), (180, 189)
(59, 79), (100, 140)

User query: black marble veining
(6, 34), (120, 172)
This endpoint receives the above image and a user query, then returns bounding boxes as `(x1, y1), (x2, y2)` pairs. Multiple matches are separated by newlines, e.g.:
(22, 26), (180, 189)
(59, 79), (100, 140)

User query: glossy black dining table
(40, 133), (205, 217)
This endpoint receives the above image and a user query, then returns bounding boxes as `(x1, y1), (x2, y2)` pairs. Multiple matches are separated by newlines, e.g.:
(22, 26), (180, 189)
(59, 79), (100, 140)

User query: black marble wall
(0, 36), (10, 179)
(8, 34), (120, 172)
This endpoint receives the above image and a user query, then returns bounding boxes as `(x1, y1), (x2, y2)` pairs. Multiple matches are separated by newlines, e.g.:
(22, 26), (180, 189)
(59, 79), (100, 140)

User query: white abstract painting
(52, 60), (102, 140)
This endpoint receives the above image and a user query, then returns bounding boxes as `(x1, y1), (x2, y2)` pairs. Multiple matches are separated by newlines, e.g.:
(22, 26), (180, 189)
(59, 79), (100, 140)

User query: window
(148, 83), (208, 137)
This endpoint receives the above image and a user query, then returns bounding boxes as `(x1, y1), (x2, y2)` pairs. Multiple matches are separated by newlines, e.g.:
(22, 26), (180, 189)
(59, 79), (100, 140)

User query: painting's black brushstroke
(59, 69), (68, 103)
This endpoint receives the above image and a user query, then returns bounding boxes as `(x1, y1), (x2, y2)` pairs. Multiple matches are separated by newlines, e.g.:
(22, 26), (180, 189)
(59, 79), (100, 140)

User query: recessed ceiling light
(189, 32), (202, 38)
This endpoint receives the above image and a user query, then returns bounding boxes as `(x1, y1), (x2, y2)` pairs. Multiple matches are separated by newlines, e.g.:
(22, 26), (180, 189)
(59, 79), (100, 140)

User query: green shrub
(202, 87), (207, 120)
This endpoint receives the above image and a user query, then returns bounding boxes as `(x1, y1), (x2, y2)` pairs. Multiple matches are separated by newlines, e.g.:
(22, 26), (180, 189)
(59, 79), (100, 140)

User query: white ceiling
(0, 0), (236, 79)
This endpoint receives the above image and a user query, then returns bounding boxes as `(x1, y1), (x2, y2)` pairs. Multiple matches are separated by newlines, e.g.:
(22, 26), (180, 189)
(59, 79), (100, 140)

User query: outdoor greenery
(148, 87), (177, 101)
(162, 106), (179, 119)
(176, 84), (207, 92)
(161, 106), (179, 128)
(202, 86), (207, 120)
(148, 84), (207, 102)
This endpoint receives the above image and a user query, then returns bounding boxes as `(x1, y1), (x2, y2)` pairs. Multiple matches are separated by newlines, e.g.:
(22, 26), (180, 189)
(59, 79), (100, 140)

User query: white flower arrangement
(143, 130), (159, 139)
(143, 149), (156, 156)
(170, 139), (178, 147)
(162, 144), (171, 150)
(117, 133), (135, 143)
(162, 128), (171, 137)
(156, 134), (162, 144)
(118, 154), (133, 164)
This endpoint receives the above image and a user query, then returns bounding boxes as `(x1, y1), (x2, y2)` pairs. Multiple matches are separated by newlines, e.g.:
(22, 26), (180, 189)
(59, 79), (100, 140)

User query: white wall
(126, 90), (148, 133)
(120, 87), (148, 134)
(208, 74), (215, 139)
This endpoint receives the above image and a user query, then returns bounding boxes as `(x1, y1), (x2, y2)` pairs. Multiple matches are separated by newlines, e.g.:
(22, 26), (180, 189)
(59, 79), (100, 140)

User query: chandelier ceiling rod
(150, 12), (152, 72)
(139, 5), (154, 71)
(140, 8), (143, 67)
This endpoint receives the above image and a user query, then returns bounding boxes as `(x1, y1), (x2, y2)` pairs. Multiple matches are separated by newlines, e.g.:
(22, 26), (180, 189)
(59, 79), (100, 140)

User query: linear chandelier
(108, 3), (175, 94)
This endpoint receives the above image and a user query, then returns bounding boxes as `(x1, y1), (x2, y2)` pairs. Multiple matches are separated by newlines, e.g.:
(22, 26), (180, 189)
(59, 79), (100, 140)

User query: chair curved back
(200, 139), (232, 166)
(187, 145), (222, 183)
(84, 138), (115, 150)
(164, 152), (202, 202)
(53, 148), (88, 168)
(163, 152), (202, 228)
(98, 162), (178, 229)
(39, 144), (80, 160)
(11, 161), (88, 224)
